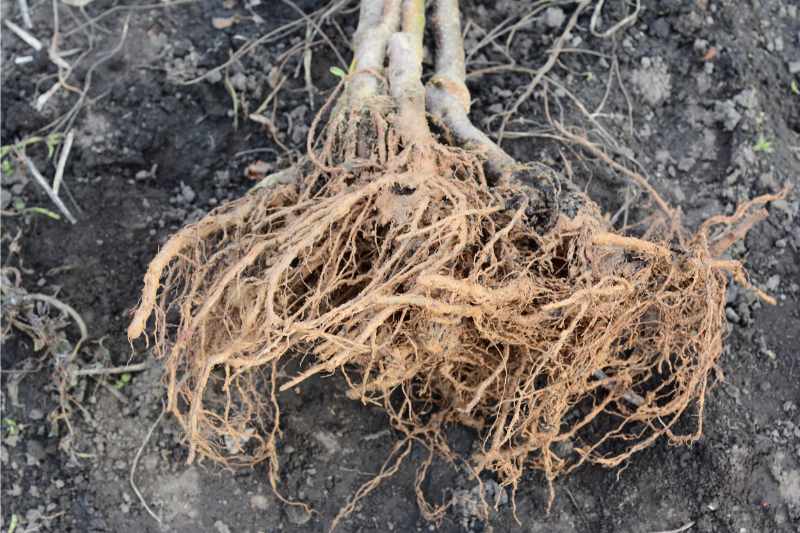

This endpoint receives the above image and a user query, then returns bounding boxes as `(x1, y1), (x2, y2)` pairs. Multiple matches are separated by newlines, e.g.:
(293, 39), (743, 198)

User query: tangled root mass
(128, 8), (783, 522)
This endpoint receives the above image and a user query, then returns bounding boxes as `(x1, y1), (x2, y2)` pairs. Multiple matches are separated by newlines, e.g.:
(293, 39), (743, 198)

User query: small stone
(651, 18), (671, 39)
(693, 38), (709, 53)
(313, 431), (339, 455)
(760, 381), (771, 392)
(734, 89), (758, 110)
(766, 274), (781, 291)
(543, 7), (565, 28)
(678, 156), (696, 172)
(783, 401), (797, 413)
(725, 307), (740, 324)
(28, 408), (44, 420)
(230, 72), (247, 92)
(26, 440), (46, 461)
(206, 69), (223, 84)
(214, 521), (232, 533)
(789, 61), (800, 74)
(714, 100), (741, 131)
(632, 57), (672, 106)
(726, 284), (739, 304)
(250, 494), (269, 511)
(180, 182), (196, 203)
(696, 72), (712, 94)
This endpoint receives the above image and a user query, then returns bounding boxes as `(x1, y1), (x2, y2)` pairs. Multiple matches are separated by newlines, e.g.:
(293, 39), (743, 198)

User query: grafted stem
(430, 0), (469, 111)
(425, 0), (519, 181)
(350, 0), (401, 100)
(387, 0), (431, 145)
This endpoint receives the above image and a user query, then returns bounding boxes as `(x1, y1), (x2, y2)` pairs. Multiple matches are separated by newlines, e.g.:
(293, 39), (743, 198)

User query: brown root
(129, 122), (781, 518)
(127, 0), (787, 528)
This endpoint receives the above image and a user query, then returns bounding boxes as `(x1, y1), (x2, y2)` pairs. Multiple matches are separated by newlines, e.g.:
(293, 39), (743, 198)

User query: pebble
(28, 408), (44, 420)
(726, 284), (739, 304)
(26, 440), (46, 461)
(179, 181), (196, 204)
(693, 38), (709, 53)
(714, 100), (741, 131)
(206, 69), (223, 84)
(766, 274), (781, 291)
(651, 18), (671, 39)
(214, 521), (232, 533)
(544, 7), (565, 28)
(250, 494), (269, 510)
(734, 89), (758, 110)
(725, 307), (740, 324)
(678, 156), (696, 172)
(789, 61), (800, 74)
(632, 57), (672, 106)
(230, 72), (247, 92)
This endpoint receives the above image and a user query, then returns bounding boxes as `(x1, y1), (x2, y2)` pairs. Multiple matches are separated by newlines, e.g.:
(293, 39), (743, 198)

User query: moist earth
(1, 1), (799, 532)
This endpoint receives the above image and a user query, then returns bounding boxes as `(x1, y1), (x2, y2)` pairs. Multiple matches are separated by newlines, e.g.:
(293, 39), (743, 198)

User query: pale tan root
(126, 0), (788, 529)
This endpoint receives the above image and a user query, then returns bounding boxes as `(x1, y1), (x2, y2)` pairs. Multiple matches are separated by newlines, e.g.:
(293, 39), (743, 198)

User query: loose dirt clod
(127, 0), (785, 528)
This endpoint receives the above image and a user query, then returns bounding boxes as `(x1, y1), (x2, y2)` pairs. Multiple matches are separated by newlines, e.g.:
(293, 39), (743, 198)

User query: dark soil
(2, 1), (799, 532)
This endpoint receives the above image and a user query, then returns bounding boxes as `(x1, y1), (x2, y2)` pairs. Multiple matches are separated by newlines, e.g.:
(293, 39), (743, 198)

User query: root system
(128, 0), (785, 526)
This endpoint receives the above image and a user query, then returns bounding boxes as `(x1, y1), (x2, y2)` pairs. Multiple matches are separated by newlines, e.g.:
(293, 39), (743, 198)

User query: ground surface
(1, 1), (799, 532)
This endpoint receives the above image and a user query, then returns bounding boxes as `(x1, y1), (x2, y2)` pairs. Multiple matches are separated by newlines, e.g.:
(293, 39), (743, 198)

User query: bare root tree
(128, 0), (784, 528)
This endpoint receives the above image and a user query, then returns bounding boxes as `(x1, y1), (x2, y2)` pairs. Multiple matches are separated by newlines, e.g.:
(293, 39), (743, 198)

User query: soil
(1, 1), (799, 532)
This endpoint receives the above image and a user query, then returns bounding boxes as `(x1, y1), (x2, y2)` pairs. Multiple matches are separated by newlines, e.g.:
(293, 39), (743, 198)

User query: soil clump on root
(127, 0), (786, 527)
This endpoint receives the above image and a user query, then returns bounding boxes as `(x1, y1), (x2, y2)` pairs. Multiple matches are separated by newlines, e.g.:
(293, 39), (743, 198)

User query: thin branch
(130, 407), (166, 524)
(74, 361), (151, 376)
(494, 0), (590, 146)
(5, 19), (43, 51)
(53, 130), (74, 195)
(17, 0), (33, 29)
(649, 522), (694, 533)
(19, 152), (77, 224)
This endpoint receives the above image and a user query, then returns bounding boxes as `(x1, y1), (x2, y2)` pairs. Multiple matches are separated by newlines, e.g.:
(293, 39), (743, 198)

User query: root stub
(127, 0), (786, 528)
